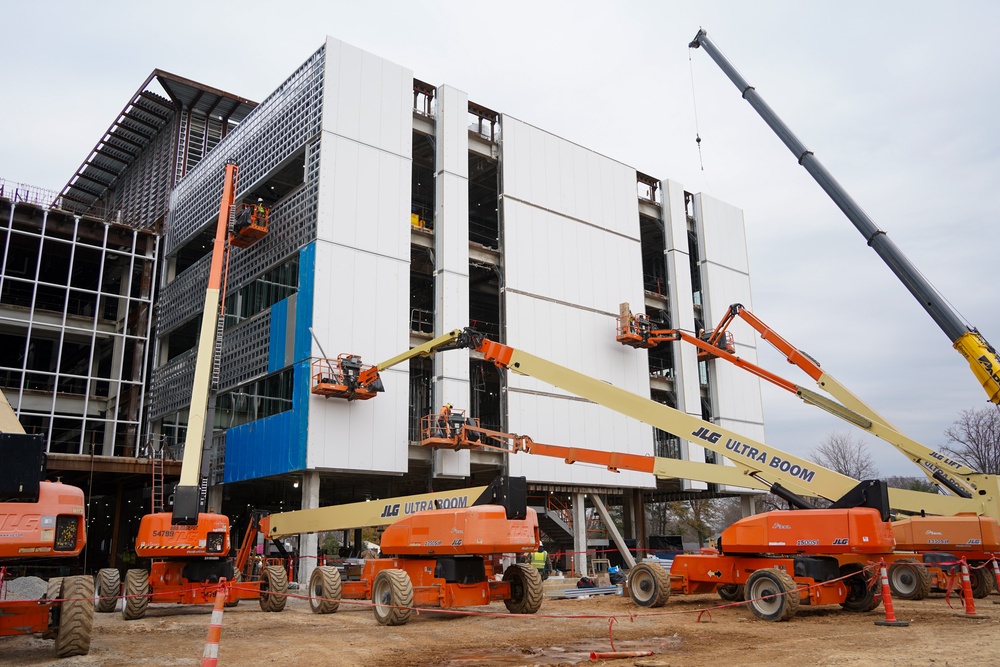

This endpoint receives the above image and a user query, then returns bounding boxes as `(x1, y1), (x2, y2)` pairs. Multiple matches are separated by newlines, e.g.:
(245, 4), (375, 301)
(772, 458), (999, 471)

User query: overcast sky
(2, 1), (998, 478)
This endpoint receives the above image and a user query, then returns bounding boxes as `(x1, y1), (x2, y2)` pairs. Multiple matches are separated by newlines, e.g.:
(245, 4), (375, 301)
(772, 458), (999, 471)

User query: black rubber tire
(225, 569), (242, 608)
(967, 564), (990, 599)
(503, 563), (543, 614)
(372, 569), (414, 626)
(887, 558), (931, 600)
(95, 568), (120, 613)
(840, 563), (881, 613)
(627, 562), (671, 608)
(259, 565), (288, 612)
(745, 568), (799, 622)
(45, 577), (63, 602)
(122, 569), (150, 621)
(55, 575), (95, 657)
(718, 583), (745, 602)
(309, 566), (343, 614)
(980, 564), (998, 595)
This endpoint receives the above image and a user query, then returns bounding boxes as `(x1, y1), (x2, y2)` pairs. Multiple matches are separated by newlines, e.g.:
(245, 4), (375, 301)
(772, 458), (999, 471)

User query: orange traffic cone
(956, 558), (988, 619)
(874, 559), (908, 627)
(201, 578), (228, 667)
(991, 557), (1000, 606)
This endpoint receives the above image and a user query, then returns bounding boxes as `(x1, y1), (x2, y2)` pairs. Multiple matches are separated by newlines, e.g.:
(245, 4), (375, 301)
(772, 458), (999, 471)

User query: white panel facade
(307, 38), (412, 474)
(433, 85), (471, 478)
(500, 116), (652, 488)
(662, 180), (707, 489)
(694, 192), (765, 492)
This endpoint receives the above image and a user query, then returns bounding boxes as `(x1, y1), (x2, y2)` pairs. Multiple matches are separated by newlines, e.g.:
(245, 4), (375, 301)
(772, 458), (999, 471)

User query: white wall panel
(308, 242), (409, 474)
(503, 200), (640, 312)
(501, 117), (639, 237)
(316, 134), (410, 260)
(323, 37), (411, 157)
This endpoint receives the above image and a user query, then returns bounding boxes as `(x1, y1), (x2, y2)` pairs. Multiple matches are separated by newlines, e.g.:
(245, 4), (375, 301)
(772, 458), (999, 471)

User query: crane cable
(688, 48), (704, 171)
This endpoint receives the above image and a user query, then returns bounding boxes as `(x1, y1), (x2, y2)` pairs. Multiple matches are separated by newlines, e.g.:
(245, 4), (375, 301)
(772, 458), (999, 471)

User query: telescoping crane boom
(688, 28), (1000, 405)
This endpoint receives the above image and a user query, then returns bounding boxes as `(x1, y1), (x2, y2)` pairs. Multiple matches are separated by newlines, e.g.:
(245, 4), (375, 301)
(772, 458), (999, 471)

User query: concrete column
(740, 493), (757, 518)
(572, 492), (587, 576)
(432, 84), (471, 479)
(298, 471), (321, 587)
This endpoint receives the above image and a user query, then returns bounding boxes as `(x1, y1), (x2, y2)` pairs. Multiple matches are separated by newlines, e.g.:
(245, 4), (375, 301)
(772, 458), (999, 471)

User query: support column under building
(432, 84), (471, 479)
(572, 492), (587, 577)
(298, 471), (321, 586)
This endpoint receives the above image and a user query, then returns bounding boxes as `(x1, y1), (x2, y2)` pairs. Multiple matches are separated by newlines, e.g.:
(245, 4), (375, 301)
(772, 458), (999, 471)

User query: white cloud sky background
(2, 1), (998, 478)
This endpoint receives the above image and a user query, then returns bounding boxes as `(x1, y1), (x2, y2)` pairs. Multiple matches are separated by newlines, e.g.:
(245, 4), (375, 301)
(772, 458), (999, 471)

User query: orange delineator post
(201, 579), (228, 667)
(956, 558), (987, 619)
(874, 559), (908, 627)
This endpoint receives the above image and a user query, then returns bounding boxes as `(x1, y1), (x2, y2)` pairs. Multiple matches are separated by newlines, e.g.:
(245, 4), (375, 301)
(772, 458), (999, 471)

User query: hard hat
(445, 403), (452, 408)
(257, 197), (264, 202)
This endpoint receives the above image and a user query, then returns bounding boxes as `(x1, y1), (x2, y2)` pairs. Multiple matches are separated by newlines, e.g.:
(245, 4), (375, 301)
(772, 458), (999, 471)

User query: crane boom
(689, 28), (1000, 404)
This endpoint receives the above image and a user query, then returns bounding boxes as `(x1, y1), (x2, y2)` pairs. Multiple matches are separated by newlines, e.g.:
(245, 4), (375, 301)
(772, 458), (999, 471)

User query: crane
(688, 28), (1000, 405)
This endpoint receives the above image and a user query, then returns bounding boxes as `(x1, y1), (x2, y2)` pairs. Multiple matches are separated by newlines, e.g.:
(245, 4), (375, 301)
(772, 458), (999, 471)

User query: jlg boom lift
(618, 302), (1000, 598)
(96, 162), (287, 620)
(689, 28), (1000, 406)
(241, 477), (544, 626)
(319, 329), (905, 621)
(0, 409), (93, 657)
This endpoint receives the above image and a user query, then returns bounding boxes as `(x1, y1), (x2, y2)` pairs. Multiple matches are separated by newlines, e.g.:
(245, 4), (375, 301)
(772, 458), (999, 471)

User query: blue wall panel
(224, 359), (311, 483)
(268, 298), (288, 373)
(296, 243), (315, 363)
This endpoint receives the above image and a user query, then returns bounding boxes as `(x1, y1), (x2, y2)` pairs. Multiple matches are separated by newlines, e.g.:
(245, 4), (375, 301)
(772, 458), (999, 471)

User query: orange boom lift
(0, 426), (93, 657)
(97, 162), (286, 620)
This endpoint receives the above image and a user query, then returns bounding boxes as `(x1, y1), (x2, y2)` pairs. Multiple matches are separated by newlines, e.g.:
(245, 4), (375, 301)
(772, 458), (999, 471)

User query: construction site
(2, 23), (1000, 667)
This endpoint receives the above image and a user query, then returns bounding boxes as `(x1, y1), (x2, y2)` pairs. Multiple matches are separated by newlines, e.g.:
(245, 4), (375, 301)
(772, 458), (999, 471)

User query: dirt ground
(4, 587), (998, 667)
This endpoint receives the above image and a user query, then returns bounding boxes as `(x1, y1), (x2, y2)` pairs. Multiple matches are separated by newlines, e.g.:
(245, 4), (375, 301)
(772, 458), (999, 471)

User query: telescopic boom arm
(689, 28), (1000, 404)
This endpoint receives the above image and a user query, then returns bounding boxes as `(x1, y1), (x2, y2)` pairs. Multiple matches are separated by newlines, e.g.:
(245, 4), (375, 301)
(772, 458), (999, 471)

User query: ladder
(150, 443), (165, 514)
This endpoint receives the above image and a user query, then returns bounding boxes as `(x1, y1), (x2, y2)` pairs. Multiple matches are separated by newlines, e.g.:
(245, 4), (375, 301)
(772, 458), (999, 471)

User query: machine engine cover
(719, 507), (894, 555)
(380, 505), (539, 556)
(135, 512), (231, 558)
(892, 514), (1000, 551)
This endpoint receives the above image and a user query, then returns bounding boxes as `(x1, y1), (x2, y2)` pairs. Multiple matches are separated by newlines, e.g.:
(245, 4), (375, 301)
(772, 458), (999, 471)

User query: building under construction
(1, 36), (764, 581)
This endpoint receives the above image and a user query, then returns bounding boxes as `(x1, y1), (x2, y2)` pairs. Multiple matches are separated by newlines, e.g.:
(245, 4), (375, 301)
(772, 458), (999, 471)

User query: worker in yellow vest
(529, 549), (551, 580)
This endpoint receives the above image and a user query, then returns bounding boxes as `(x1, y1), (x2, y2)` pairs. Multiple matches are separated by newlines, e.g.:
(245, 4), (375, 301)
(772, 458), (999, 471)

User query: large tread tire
(259, 564), (288, 612)
(502, 563), (543, 615)
(95, 568), (120, 613)
(45, 577), (64, 602)
(372, 569), (414, 626)
(54, 575), (95, 657)
(888, 558), (931, 600)
(745, 568), (799, 622)
(225, 570), (241, 608)
(967, 563), (990, 599)
(309, 566), (343, 614)
(840, 563), (881, 613)
(718, 583), (745, 602)
(980, 564), (998, 596)
(627, 562), (671, 608)
(122, 569), (150, 621)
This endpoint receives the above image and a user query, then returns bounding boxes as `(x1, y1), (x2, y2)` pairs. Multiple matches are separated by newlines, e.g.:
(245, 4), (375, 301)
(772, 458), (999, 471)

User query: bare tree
(943, 406), (1000, 474)
(883, 475), (938, 494)
(811, 432), (880, 480)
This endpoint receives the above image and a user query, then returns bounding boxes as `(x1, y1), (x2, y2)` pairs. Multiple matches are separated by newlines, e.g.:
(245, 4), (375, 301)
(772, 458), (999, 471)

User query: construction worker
(437, 403), (453, 437)
(529, 548), (551, 581)
(252, 198), (266, 224)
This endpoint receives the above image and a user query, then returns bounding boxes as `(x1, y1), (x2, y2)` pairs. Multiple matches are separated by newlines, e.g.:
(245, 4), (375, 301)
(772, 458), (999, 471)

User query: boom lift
(618, 302), (1000, 597)
(0, 427), (93, 658)
(246, 477), (543, 626)
(99, 162), (287, 620)
(323, 329), (905, 620)
(688, 28), (1000, 405)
